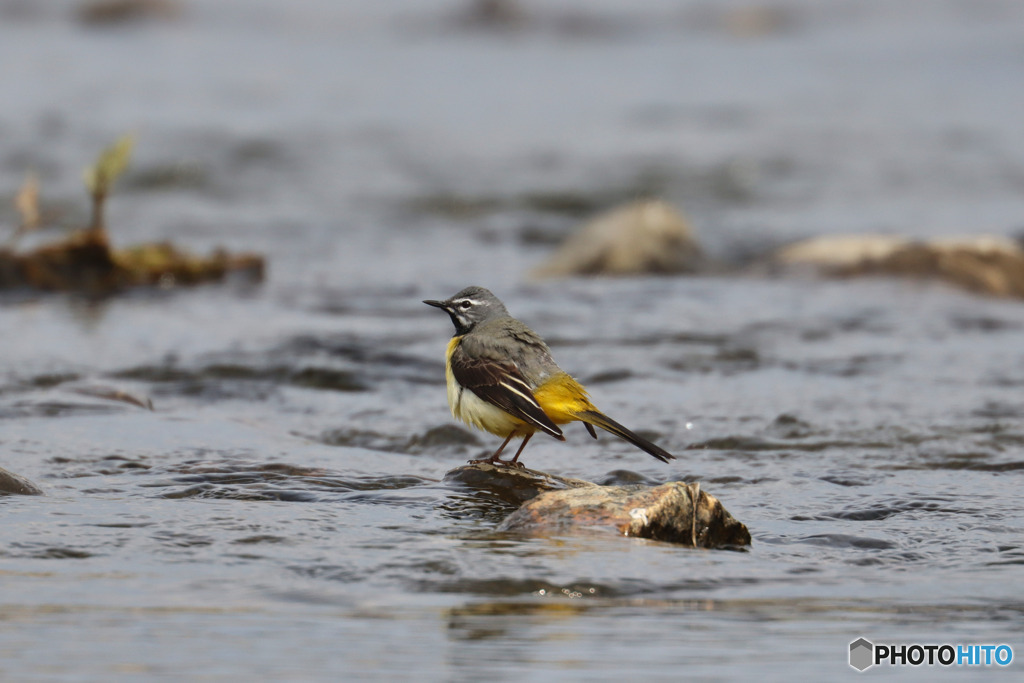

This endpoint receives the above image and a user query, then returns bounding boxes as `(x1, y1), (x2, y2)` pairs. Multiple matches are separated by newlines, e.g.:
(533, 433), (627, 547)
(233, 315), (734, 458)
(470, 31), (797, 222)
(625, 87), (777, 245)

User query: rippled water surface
(3, 1), (1024, 679)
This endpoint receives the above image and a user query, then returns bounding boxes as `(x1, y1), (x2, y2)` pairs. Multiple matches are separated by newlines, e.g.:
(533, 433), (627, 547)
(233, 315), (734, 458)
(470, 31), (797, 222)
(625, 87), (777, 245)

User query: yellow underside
(445, 336), (596, 437)
(533, 372), (594, 424)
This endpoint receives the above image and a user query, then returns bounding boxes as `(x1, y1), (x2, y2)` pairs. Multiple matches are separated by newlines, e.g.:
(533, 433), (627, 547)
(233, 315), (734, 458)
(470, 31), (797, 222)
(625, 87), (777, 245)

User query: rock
(4, 228), (264, 294)
(444, 463), (595, 506)
(498, 481), (750, 548)
(774, 234), (1024, 299)
(0, 466), (44, 496)
(531, 200), (702, 278)
(446, 463), (750, 548)
(774, 234), (910, 269)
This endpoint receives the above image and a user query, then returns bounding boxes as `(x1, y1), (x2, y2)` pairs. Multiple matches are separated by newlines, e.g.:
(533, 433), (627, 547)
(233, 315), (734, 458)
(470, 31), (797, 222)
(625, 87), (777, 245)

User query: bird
(423, 286), (675, 468)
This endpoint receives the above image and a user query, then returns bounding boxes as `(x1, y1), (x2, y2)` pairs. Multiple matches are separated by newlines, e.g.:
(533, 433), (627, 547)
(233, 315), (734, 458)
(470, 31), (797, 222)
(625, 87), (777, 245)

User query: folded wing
(450, 344), (564, 440)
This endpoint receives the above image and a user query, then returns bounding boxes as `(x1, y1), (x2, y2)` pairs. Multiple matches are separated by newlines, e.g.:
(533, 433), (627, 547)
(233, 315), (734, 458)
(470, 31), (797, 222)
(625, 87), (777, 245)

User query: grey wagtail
(424, 286), (675, 467)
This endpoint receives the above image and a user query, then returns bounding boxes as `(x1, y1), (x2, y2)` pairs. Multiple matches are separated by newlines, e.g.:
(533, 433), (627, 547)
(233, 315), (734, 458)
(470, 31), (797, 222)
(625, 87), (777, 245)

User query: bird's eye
(459, 300), (472, 310)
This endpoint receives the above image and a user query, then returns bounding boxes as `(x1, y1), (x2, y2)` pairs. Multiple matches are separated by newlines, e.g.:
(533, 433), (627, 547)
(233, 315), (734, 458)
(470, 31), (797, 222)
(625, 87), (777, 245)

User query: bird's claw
(468, 457), (525, 469)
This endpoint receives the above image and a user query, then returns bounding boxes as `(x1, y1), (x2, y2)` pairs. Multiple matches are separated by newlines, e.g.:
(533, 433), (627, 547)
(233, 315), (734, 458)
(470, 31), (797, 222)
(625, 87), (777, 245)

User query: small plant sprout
(82, 133), (135, 233)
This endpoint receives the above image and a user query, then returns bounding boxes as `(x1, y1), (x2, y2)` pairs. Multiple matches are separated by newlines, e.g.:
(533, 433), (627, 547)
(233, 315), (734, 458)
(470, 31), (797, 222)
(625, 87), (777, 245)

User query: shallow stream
(2, 1), (1023, 679)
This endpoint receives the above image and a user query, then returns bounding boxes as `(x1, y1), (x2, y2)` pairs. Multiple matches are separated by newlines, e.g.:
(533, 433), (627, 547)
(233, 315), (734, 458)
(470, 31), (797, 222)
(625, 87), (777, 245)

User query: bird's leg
(469, 432), (515, 466)
(507, 433), (534, 469)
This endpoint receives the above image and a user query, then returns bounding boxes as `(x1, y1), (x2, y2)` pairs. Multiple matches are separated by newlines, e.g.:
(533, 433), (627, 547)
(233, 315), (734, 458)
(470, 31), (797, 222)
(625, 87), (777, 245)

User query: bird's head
(423, 286), (510, 335)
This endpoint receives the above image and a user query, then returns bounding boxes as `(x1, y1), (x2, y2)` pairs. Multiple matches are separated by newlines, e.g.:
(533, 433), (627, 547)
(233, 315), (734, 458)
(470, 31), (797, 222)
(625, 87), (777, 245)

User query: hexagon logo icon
(849, 638), (874, 671)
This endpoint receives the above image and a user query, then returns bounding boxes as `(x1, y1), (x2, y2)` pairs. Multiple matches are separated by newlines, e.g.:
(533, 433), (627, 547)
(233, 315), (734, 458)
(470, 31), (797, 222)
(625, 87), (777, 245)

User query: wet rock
(2, 227), (264, 294)
(774, 234), (1024, 299)
(531, 200), (703, 278)
(446, 463), (750, 548)
(445, 463), (594, 506)
(0, 466), (44, 496)
(499, 481), (749, 548)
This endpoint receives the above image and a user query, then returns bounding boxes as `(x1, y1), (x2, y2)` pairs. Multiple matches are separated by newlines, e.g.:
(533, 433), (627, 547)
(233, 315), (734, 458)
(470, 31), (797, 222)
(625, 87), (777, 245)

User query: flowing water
(2, 1), (1024, 679)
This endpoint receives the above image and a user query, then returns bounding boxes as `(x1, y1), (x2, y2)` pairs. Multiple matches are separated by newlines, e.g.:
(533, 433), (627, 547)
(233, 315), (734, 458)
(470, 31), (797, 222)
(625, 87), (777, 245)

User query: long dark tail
(576, 410), (675, 463)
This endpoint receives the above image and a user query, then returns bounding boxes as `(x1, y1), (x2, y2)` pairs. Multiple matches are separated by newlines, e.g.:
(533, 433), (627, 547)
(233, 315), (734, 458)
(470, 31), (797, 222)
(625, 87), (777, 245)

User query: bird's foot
(468, 456), (525, 469)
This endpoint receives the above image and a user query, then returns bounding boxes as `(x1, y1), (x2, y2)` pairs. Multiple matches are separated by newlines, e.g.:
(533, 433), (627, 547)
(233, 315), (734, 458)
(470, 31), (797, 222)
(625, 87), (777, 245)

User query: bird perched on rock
(424, 286), (675, 468)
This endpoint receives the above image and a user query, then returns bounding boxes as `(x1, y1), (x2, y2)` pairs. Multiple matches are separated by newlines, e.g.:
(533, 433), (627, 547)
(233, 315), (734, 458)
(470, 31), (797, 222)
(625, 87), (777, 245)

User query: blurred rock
(775, 234), (909, 268)
(498, 481), (749, 548)
(453, 0), (528, 31)
(447, 463), (749, 548)
(0, 466), (44, 495)
(76, 0), (181, 25)
(775, 234), (1024, 299)
(447, 0), (634, 38)
(2, 228), (264, 295)
(721, 6), (798, 39)
(683, 3), (800, 40)
(531, 200), (702, 278)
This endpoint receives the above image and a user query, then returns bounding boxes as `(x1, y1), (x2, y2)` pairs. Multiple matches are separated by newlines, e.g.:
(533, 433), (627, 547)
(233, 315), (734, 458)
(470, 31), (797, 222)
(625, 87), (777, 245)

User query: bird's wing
(450, 341), (564, 440)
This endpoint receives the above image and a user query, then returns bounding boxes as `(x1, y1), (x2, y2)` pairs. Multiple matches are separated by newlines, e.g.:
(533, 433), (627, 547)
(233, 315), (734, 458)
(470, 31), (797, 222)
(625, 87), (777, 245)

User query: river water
(2, 1), (1023, 679)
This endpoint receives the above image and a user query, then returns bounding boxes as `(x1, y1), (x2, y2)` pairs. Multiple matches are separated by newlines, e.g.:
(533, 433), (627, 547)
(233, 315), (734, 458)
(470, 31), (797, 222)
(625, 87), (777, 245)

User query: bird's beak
(423, 299), (447, 310)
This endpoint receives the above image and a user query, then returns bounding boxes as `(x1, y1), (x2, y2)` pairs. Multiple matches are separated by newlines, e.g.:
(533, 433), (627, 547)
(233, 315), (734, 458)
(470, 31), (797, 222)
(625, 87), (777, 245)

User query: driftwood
(446, 463), (750, 548)
(0, 466), (44, 496)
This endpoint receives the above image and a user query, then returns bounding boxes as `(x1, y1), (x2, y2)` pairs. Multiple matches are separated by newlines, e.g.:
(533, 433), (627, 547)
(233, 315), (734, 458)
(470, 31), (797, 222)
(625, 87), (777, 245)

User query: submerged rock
(774, 234), (1024, 299)
(446, 463), (749, 548)
(0, 466), (44, 496)
(531, 200), (702, 278)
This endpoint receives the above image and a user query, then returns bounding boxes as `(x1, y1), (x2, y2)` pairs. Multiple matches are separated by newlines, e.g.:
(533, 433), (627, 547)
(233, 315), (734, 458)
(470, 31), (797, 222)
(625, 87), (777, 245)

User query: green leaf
(83, 134), (136, 196)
